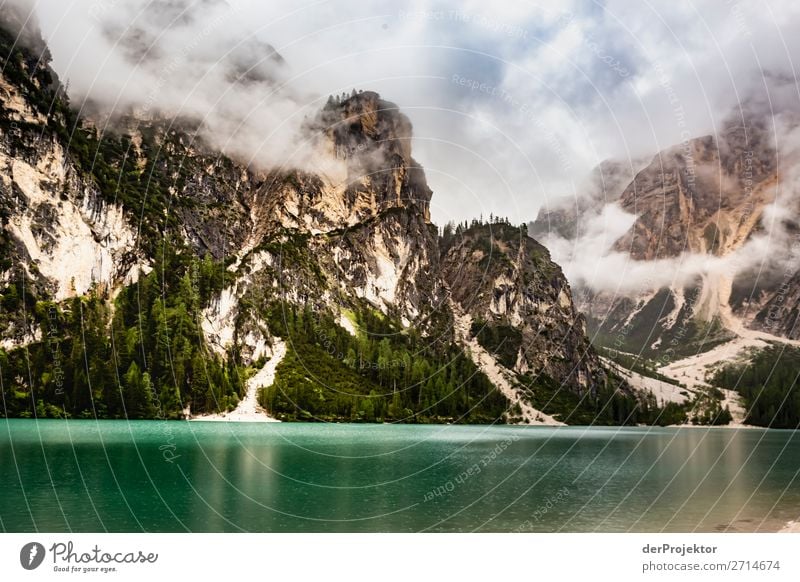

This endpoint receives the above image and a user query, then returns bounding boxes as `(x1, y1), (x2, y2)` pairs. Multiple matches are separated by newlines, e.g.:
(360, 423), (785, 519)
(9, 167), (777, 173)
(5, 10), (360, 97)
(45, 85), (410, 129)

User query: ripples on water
(1, 420), (798, 532)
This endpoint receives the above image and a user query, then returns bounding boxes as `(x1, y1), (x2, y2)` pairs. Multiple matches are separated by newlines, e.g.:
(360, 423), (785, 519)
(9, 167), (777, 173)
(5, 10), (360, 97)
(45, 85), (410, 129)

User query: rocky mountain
(0, 13), (678, 426)
(531, 112), (800, 403)
(614, 118), (778, 261)
(441, 221), (604, 391)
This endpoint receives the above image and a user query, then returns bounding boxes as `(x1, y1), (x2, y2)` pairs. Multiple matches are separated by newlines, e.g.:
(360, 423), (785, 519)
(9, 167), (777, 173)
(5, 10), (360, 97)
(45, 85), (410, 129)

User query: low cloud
(11, 0), (800, 229)
(542, 192), (800, 297)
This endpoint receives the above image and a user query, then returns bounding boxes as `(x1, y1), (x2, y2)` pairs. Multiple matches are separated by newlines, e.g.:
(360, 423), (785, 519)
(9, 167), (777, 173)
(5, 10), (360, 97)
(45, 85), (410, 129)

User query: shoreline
(1, 417), (793, 431)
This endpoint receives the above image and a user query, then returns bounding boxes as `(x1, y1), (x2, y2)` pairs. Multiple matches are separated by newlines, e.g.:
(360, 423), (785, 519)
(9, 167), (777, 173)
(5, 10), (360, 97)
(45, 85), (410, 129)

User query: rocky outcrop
(0, 14), (613, 420)
(316, 91), (432, 221)
(0, 22), (144, 310)
(613, 119), (777, 261)
(530, 113), (798, 353)
(442, 222), (605, 393)
(225, 92), (444, 329)
(0, 135), (143, 301)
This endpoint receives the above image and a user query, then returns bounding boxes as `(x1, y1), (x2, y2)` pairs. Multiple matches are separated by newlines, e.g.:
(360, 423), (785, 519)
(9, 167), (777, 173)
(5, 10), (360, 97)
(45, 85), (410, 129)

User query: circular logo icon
(20, 542), (46, 570)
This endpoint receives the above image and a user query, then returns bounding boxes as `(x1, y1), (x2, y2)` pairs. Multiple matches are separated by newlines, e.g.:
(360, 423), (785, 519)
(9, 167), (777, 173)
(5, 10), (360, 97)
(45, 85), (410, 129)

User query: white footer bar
(1, 533), (797, 581)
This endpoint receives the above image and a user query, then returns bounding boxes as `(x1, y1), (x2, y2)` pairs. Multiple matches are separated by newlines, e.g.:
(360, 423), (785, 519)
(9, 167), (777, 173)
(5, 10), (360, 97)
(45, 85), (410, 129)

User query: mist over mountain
(3, 2), (798, 429)
(531, 106), (800, 359)
(1, 8), (682, 427)
(27, 0), (800, 228)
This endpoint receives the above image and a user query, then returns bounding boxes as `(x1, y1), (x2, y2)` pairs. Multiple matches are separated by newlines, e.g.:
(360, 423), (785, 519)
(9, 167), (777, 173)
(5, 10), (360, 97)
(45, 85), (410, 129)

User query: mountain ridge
(0, 15), (681, 425)
(532, 113), (800, 355)
(530, 113), (800, 426)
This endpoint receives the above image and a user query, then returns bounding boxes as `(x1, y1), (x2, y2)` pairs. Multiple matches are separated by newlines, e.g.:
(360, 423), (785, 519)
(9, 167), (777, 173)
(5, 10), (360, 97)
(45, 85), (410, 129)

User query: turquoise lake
(1, 420), (799, 532)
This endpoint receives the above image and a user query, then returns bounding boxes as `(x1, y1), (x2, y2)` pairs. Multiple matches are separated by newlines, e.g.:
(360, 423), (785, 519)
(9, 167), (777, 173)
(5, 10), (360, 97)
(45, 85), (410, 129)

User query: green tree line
(258, 303), (509, 423)
(0, 242), (241, 419)
(711, 345), (800, 428)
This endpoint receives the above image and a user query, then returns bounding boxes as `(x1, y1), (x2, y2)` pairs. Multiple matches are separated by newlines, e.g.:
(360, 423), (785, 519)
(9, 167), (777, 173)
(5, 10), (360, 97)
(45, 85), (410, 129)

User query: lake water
(1, 420), (798, 532)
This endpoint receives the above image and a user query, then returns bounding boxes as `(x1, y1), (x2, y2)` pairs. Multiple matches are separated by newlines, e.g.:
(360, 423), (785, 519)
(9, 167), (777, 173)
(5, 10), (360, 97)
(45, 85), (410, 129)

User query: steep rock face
(531, 114), (798, 354)
(247, 91), (433, 240)
(317, 91), (432, 219)
(0, 22), (143, 306)
(442, 222), (605, 393)
(751, 269), (800, 340)
(614, 120), (777, 261)
(1, 141), (143, 301)
(320, 208), (444, 324)
(228, 92), (443, 329)
(167, 141), (255, 260)
(0, 14), (615, 422)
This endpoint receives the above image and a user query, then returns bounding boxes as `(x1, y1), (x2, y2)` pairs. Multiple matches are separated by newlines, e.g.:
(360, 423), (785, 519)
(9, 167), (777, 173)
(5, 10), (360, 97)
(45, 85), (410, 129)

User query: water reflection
(1, 420), (798, 532)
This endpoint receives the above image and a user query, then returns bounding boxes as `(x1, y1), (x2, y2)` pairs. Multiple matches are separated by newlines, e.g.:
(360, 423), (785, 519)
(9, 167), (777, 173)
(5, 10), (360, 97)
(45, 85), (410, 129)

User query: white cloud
(23, 0), (800, 228)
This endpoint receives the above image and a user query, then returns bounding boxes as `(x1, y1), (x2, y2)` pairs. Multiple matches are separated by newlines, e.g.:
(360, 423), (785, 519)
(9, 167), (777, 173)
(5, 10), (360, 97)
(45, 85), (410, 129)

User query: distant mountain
(532, 114), (800, 357)
(530, 109), (800, 428)
(529, 156), (649, 242)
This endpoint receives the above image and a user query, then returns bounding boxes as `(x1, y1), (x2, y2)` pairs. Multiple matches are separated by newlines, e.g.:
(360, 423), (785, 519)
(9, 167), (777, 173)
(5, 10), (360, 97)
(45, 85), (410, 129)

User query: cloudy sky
(28, 0), (800, 226)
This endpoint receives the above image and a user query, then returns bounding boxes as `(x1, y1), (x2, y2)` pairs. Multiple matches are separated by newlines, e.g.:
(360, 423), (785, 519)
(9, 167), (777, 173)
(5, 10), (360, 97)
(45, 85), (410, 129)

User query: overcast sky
(29, 0), (800, 226)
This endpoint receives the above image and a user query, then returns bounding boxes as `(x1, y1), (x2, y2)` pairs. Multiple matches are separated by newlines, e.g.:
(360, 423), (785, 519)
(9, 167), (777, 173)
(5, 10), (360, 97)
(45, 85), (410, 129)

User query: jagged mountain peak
(1, 20), (642, 425)
(308, 90), (432, 220)
(530, 108), (800, 358)
(321, 91), (410, 146)
(611, 111), (779, 262)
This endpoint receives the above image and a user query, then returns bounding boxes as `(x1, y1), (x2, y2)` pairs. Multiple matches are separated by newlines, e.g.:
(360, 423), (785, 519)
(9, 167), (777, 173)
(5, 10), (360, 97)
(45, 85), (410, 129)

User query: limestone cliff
(531, 114), (799, 357)
(0, 15), (628, 423)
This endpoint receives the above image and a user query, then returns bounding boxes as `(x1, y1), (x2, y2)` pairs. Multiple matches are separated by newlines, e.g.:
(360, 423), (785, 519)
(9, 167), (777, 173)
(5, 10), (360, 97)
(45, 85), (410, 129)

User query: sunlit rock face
(0, 16), (607, 407)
